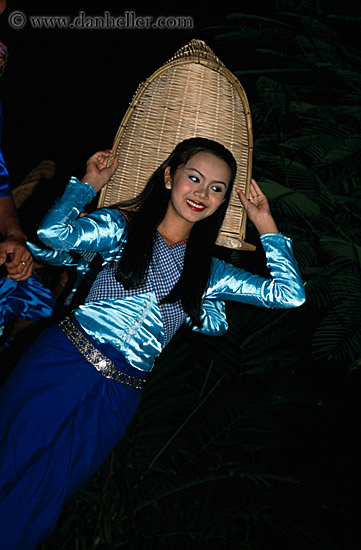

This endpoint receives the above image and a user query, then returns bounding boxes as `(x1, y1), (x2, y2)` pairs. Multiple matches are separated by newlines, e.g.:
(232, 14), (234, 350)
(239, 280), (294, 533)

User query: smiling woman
(161, 152), (232, 239)
(0, 137), (306, 549)
(113, 138), (237, 326)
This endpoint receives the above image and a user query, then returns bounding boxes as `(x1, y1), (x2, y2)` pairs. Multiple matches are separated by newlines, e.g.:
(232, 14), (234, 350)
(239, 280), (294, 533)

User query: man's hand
(0, 231), (33, 280)
(0, 196), (33, 280)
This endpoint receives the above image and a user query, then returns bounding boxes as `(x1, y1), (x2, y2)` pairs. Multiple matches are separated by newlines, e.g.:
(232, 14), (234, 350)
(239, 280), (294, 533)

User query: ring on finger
(20, 260), (27, 267)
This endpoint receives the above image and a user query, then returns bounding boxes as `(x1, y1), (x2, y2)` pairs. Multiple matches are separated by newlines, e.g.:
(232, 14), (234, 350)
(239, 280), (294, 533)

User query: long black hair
(114, 137), (237, 327)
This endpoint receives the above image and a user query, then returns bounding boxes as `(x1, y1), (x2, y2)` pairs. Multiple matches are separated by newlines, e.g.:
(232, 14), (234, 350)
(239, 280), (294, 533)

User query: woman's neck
(157, 219), (191, 247)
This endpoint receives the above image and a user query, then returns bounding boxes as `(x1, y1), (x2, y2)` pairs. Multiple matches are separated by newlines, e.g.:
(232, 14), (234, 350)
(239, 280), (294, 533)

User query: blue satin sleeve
(26, 241), (81, 266)
(25, 242), (94, 302)
(37, 177), (128, 255)
(205, 233), (306, 308)
(186, 299), (228, 336)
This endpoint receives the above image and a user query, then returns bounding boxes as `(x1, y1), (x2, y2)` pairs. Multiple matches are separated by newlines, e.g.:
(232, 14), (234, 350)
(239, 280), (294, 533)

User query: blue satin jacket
(30, 177), (306, 372)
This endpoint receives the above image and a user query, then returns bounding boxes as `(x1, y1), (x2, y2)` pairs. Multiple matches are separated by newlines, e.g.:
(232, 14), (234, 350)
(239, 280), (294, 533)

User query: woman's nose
(194, 184), (208, 199)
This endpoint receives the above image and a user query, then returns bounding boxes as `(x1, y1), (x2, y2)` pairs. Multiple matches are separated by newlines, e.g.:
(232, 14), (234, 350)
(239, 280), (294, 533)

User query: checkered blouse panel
(85, 234), (187, 347)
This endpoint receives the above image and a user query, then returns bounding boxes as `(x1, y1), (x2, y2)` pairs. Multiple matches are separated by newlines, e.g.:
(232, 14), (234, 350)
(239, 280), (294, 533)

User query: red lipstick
(186, 199), (206, 211)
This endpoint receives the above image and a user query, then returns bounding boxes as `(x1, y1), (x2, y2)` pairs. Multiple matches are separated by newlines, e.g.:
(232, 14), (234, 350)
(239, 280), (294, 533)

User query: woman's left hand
(81, 150), (118, 192)
(237, 179), (279, 235)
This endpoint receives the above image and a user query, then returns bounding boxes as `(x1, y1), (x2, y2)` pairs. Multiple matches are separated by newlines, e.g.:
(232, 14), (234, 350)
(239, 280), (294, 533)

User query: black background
(0, 2), (256, 191)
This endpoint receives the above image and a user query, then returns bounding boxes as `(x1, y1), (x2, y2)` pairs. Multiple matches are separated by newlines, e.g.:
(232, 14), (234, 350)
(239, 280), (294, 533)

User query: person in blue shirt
(0, 99), (33, 279)
(0, 17), (33, 278)
(0, 137), (306, 549)
(0, 38), (55, 337)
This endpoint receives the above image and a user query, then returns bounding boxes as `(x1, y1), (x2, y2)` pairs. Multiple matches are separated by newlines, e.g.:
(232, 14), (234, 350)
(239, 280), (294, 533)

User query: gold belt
(59, 317), (146, 390)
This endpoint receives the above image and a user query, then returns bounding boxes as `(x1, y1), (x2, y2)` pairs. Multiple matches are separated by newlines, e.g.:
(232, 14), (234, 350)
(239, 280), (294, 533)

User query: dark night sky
(0, 2), (258, 193)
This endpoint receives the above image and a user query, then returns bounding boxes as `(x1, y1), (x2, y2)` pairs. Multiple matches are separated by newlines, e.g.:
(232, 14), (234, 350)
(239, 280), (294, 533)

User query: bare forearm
(252, 213), (279, 235)
(0, 196), (25, 239)
(0, 196), (33, 280)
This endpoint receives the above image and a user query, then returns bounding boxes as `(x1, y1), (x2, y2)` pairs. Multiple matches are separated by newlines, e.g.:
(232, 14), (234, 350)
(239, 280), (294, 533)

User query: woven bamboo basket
(98, 39), (255, 250)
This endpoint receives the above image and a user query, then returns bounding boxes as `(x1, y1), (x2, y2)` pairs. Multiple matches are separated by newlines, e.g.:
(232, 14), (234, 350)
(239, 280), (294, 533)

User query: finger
(240, 180), (257, 205)
(7, 256), (34, 280)
(101, 155), (118, 179)
(5, 249), (23, 268)
(6, 257), (32, 273)
(100, 150), (116, 166)
(5, 244), (31, 266)
(6, 248), (32, 269)
(108, 154), (118, 174)
(91, 150), (112, 159)
(236, 188), (253, 210)
(94, 149), (114, 160)
(86, 150), (111, 168)
(250, 179), (265, 198)
(8, 266), (33, 281)
(94, 151), (116, 172)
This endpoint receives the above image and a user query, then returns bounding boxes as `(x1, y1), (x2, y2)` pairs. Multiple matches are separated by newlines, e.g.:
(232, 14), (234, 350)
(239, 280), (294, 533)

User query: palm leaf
(312, 299), (361, 363)
(319, 236), (361, 267)
(258, 179), (321, 217)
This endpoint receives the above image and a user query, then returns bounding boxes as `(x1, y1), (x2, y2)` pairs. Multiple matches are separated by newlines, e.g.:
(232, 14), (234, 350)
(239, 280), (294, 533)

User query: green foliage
(212, 3), (361, 370)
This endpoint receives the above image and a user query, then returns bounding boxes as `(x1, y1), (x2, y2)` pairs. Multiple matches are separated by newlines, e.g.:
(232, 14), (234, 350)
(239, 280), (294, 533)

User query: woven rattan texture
(99, 40), (253, 249)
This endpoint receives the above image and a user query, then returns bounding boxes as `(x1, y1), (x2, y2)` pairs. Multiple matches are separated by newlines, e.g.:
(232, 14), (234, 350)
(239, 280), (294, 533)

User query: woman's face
(164, 151), (232, 229)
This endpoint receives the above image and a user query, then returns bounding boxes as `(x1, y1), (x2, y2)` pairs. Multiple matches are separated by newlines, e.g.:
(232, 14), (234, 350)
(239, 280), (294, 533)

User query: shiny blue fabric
(205, 234), (306, 308)
(0, 175), (306, 548)
(32, 177), (306, 372)
(0, 103), (12, 198)
(26, 241), (95, 305)
(84, 233), (187, 347)
(0, 275), (56, 331)
(0, 321), (143, 549)
(0, 102), (56, 333)
(0, 147), (10, 198)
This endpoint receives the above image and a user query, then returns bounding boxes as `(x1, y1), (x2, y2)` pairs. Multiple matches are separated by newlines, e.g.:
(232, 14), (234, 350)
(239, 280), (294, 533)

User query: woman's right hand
(81, 150), (118, 192)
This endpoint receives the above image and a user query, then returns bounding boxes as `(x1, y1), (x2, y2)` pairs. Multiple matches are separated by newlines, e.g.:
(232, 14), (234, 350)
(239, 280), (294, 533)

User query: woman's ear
(164, 166), (172, 189)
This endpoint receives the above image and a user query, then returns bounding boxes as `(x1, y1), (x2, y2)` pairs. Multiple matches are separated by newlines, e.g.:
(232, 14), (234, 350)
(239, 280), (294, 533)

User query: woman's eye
(211, 185), (223, 193)
(189, 175), (199, 183)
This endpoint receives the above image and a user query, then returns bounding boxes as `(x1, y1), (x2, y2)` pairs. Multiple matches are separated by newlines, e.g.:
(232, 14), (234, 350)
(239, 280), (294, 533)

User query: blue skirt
(0, 322), (145, 549)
